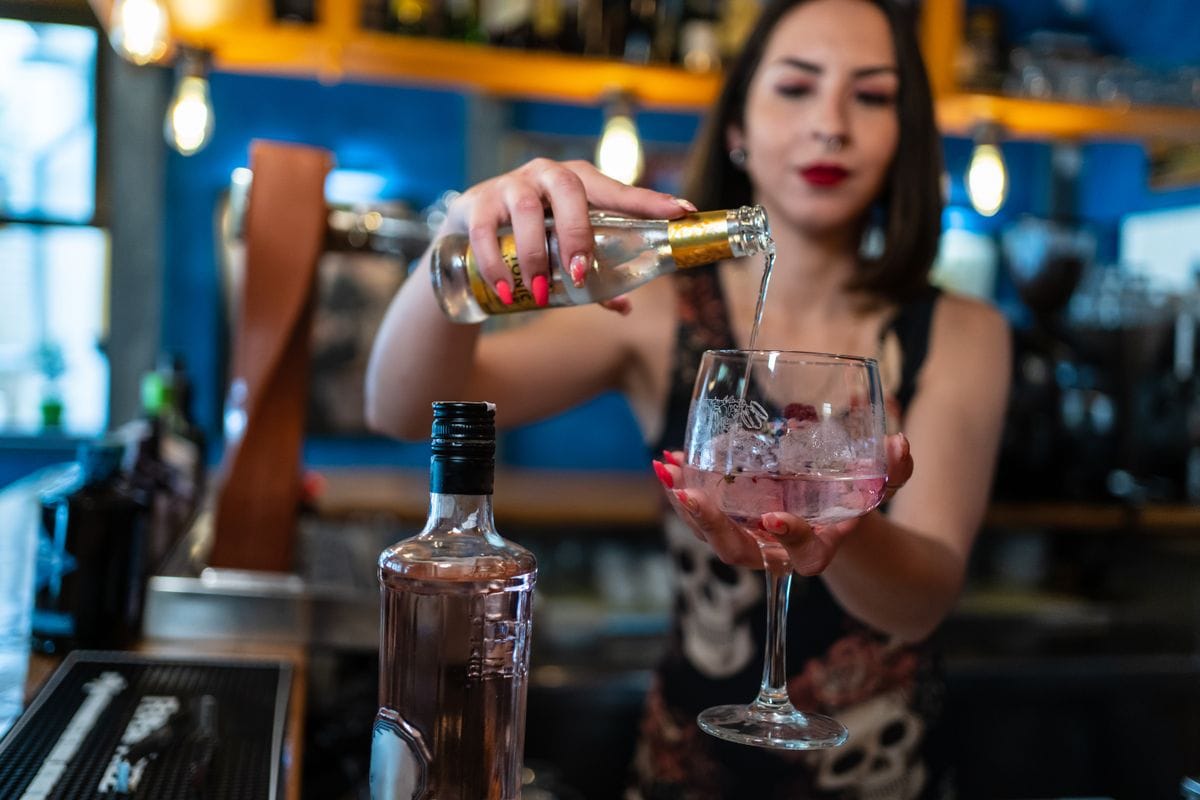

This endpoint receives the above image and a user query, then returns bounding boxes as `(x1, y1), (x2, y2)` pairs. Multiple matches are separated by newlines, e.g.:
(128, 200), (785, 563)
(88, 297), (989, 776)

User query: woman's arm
(812, 296), (1012, 641)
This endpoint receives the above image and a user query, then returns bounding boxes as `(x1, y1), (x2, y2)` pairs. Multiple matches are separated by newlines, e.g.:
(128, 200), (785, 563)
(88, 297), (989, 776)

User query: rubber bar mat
(0, 650), (291, 799)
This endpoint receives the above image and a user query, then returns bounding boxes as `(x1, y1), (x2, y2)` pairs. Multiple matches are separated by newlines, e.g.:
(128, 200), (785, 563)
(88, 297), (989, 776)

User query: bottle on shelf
(577, 0), (607, 54)
(481, 0), (536, 47)
(32, 440), (150, 653)
(431, 205), (771, 323)
(530, 0), (567, 50)
(622, 0), (659, 63)
(445, 0), (486, 41)
(390, 0), (443, 37)
(371, 401), (537, 800)
(676, 0), (721, 71)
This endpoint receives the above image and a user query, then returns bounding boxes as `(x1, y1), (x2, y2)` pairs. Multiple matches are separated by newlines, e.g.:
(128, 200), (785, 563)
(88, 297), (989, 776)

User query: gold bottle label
(668, 211), (735, 269)
(466, 234), (539, 313)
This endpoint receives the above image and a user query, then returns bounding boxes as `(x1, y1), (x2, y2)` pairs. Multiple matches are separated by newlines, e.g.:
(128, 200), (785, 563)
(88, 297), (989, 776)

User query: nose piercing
(822, 134), (845, 152)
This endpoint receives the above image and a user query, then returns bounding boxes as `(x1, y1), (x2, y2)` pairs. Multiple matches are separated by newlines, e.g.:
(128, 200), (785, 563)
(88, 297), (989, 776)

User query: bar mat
(0, 651), (291, 799)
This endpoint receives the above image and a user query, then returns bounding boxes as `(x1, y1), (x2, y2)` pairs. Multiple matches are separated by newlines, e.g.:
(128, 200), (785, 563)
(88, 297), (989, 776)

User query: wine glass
(681, 349), (889, 749)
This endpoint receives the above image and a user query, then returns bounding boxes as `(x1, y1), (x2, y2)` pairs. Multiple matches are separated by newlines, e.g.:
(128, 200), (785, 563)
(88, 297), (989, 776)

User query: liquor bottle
(32, 440), (149, 653)
(622, 0), (657, 62)
(431, 205), (771, 323)
(445, 0), (485, 41)
(676, 0), (721, 71)
(371, 402), (536, 800)
(481, 0), (535, 47)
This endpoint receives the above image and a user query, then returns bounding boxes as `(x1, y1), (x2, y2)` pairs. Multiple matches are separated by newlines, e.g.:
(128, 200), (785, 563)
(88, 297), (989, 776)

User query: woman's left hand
(653, 433), (913, 575)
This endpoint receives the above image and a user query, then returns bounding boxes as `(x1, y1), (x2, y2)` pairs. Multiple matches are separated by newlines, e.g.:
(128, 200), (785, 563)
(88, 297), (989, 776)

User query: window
(0, 15), (107, 436)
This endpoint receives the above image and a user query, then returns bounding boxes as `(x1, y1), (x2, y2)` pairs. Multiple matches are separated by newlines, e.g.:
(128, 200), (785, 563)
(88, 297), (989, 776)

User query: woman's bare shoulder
(923, 291), (1012, 388)
(933, 291), (1010, 342)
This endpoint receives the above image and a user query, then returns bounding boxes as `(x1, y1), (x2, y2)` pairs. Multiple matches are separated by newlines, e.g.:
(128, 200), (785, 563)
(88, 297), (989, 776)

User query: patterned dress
(630, 266), (947, 800)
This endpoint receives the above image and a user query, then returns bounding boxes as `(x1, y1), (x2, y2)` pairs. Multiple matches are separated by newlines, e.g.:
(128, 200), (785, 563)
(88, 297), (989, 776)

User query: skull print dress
(629, 265), (947, 800)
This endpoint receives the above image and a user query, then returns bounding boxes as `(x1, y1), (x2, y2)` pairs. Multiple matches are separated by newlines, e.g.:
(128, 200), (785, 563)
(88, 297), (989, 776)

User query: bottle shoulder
(379, 526), (537, 581)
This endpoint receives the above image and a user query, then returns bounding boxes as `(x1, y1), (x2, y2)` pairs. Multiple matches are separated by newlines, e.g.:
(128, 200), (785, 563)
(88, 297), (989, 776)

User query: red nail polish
(675, 490), (695, 513)
(661, 450), (680, 467)
(531, 274), (549, 307)
(652, 460), (674, 489)
(494, 280), (513, 305)
(569, 254), (589, 287)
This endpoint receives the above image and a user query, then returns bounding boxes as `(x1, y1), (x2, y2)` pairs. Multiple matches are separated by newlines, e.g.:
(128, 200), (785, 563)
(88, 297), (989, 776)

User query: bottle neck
(430, 456), (494, 495)
(668, 205), (771, 268)
(426, 490), (496, 531)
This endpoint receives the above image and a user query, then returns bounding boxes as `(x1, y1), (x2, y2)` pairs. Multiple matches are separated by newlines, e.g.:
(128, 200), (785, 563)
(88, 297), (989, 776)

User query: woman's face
(730, 0), (900, 236)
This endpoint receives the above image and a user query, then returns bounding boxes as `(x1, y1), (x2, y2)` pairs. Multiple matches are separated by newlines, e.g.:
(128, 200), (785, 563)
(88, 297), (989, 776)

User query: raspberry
(782, 402), (818, 422)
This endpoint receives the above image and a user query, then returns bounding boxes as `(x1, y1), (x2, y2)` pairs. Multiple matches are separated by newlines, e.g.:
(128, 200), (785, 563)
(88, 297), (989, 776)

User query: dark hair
(682, 0), (942, 302)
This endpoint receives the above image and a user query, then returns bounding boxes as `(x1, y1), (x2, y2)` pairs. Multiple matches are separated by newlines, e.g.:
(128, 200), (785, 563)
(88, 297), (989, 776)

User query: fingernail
(569, 254), (590, 288)
(661, 450), (680, 467)
(531, 274), (549, 307)
(652, 460), (674, 489)
(763, 515), (786, 533)
(675, 490), (697, 514)
(674, 197), (698, 213)
(494, 279), (513, 305)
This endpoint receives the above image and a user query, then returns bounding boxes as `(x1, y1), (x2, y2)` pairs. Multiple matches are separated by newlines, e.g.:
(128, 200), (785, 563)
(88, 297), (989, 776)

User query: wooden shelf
(230, 30), (723, 110)
(936, 91), (1200, 144)
(89, 0), (1200, 138)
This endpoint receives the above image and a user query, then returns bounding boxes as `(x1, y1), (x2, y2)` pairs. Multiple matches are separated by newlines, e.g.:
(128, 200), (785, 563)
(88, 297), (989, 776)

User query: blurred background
(1, 0), (1199, 797)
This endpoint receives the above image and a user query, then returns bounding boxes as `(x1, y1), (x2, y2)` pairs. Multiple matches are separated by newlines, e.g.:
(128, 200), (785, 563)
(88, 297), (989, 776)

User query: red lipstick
(801, 164), (849, 187)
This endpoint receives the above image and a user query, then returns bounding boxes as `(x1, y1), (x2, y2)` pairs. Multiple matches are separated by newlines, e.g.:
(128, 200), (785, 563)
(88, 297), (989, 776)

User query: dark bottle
(371, 402), (536, 800)
(33, 441), (149, 653)
(623, 0), (658, 63)
(445, 0), (486, 41)
(127, 365), (204, 571)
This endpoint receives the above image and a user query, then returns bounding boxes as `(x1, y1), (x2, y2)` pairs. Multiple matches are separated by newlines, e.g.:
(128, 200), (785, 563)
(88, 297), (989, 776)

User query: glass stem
(752, 554), (795, 714)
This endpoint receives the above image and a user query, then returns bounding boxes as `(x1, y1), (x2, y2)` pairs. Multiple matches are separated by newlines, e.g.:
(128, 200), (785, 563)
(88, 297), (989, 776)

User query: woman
(366, 0), (1010, 795)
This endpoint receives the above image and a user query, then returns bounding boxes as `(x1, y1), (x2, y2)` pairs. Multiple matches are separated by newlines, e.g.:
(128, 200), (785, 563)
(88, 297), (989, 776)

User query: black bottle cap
(430, 401), (495, 495)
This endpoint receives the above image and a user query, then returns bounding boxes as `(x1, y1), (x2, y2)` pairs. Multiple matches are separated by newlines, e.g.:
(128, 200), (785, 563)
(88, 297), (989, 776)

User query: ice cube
(778, 417), (854, 473)
(695, 427), (777, 472)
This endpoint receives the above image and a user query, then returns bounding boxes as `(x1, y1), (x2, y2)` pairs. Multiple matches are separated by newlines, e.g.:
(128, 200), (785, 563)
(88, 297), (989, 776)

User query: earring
(729, 147), (747, 167)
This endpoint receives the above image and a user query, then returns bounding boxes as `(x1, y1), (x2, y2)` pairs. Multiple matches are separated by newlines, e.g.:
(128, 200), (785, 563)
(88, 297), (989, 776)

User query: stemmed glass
(681, 349), (889, 749)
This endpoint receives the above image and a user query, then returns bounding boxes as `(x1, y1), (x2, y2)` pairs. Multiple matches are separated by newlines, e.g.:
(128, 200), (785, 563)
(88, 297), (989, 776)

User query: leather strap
(210, 140), (332, 572)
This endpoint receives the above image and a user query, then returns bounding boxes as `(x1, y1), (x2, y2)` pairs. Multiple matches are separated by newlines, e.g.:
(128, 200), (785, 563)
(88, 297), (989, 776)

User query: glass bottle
(372, 401), (537, 800)
(32, 440), (149, 653)
(431, 204), (771, 323)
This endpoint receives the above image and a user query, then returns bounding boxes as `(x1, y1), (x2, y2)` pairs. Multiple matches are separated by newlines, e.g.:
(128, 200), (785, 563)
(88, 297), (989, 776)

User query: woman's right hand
(441, 158), (696, 311)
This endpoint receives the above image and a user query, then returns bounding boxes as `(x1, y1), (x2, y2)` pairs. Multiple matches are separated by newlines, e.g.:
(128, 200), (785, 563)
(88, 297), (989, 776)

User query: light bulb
(966, 141), (1007, 217)
(595, 111), (644, 186)
(165, 64), (214, 156)
(110, 0), (170, 65)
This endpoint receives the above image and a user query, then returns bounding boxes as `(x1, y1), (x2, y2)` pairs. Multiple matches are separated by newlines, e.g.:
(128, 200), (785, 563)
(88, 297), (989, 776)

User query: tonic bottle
(431, 205), (771, 323)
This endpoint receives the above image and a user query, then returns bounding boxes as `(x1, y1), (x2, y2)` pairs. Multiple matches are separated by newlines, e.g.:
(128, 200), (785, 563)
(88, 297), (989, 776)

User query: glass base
(697, 702), (848, 750)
